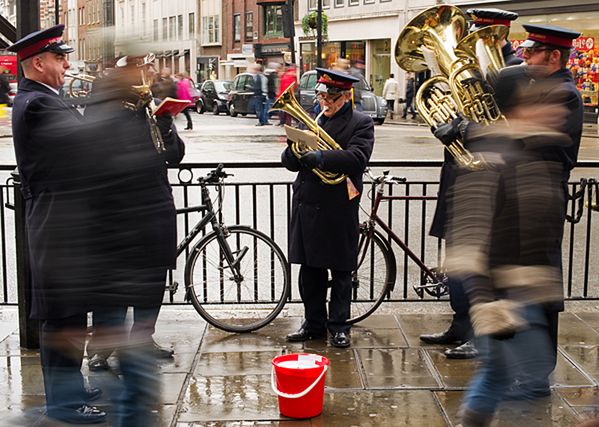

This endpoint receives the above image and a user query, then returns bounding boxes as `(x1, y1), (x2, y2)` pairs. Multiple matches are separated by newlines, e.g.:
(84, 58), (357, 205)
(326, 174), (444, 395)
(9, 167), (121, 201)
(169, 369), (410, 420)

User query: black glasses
(316, 92), (343, 102)
(520, 47), (549, 56)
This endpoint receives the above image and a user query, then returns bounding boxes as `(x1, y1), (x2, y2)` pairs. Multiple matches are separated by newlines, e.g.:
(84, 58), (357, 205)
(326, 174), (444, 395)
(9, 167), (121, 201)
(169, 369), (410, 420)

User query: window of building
(309, 0), (330, 9)
(335, 0), (344, 7)
(245, 12), (254, 41)
(169, 16), (176, 40)
(189, 13), (195, 39)
(178, 15), (183, 40)
(364, 0), (374, 4)
(141, 3), (147, 35)
(348, 0), (359, 6)
(202, 15), (221, 45)
(233, 14), (241, 42)
(153, 19), (159, 41)
(264, 5), (283, 37)
(130, 5), (134, 26)
(162, 17), (167, 40)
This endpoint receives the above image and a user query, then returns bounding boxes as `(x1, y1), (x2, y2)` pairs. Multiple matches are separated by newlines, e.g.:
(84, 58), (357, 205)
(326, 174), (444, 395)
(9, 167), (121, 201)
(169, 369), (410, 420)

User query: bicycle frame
(359, 179), (443, 292)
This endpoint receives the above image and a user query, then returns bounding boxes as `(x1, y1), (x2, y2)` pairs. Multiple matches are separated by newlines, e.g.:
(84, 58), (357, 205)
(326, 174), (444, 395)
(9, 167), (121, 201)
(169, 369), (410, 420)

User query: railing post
(12, 169), (39, 349)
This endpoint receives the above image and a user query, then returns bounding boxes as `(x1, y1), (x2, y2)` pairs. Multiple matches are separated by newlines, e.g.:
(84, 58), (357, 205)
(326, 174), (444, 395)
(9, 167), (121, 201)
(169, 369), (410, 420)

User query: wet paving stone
(158, 350), (197, 374)
(162, 372), (188, 405)
(348, 327), (408, 348)
(317, 390), (447, 426)
(357, 348), (440, 389)
(435, 390), (581, 427)
(553, 352), (594, 387)
(397, 313), (454, 348)
(352, 314), (401, 329)
(561, 345), (599, 381)
(201, 324), (303, 354)
(195, 351), (282, 377)
(558, 313), (599, 346)
(312, 348), (363, 389)
(178, 374), (280, 422)
(426, 348), (476, 389)
(576, 312), (599, 334)
(0, 333), (40, 357)
(0, 394), (45, 426)
(0, 355), (45, 398)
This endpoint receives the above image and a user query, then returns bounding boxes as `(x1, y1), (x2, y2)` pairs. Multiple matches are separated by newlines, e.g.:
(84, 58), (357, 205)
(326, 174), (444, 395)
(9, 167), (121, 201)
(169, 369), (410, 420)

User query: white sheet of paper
(284, 125), (320, 150)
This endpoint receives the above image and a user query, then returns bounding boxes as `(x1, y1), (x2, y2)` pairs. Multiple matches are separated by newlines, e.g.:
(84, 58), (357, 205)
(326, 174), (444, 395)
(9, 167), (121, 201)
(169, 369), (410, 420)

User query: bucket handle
(271, 364), (328, 399)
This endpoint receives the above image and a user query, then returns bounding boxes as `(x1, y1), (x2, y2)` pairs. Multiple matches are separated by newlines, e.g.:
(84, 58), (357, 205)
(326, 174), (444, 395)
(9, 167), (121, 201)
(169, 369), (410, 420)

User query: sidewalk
(0, 307), (598, 426)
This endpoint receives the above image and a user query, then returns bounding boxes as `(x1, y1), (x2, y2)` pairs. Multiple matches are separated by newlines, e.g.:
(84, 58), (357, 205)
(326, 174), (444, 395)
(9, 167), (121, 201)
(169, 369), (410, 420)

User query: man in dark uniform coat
(420, 8), (523, 360)
(282, 68), (374, 348)
(8, 25), (106, 424)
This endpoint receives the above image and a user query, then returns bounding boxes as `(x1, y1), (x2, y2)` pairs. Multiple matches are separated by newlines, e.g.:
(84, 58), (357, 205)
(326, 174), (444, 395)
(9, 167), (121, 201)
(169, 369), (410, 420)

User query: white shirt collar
(36, 81), (60, 95)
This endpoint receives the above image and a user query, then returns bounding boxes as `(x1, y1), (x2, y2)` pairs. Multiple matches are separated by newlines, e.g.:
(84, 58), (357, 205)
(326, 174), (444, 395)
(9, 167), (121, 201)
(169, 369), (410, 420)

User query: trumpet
(64, 72), (95, 98)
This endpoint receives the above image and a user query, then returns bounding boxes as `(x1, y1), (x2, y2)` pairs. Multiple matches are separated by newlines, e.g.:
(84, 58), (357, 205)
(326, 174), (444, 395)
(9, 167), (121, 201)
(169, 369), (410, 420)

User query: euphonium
(269, 82), (346, 185)
(65, 72), (95, 98)
(456, 25), (508, 87)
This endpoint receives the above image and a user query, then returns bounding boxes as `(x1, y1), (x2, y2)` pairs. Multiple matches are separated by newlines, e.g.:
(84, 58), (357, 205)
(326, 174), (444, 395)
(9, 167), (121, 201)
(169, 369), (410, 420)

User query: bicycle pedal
(166, 281), (179, 293)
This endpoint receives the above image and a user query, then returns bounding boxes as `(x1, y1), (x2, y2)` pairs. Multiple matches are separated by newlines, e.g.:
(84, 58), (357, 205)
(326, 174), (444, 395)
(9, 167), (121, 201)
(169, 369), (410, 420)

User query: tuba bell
(269, 82), (347, 185)
(65, 72), (95, 98)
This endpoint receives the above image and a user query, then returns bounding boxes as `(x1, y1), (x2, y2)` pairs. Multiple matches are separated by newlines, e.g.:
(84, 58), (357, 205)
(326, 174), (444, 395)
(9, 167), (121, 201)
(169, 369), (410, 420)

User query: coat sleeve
(164, 126), (186, 164)
(281, 140), (301, 171)
(320, 114), (374, 175)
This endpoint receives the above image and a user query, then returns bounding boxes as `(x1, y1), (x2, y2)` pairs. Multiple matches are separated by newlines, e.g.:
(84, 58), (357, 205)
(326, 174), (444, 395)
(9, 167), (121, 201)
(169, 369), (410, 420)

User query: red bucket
(271, 353), (330, 419)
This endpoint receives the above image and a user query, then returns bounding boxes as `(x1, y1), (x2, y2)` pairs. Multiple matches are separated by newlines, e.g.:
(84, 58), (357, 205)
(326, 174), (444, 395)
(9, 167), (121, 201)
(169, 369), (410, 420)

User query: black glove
(155, 113), (174, 137)
(300, 151), (324, 169)
(433, 116), (463, 146)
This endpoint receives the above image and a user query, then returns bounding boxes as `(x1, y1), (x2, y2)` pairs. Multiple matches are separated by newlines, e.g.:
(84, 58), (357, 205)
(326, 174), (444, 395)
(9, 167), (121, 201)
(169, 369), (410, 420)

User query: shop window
(264, 5), (283, 38)
(245, 12), (254, 42)
(233, 14), (241, 42)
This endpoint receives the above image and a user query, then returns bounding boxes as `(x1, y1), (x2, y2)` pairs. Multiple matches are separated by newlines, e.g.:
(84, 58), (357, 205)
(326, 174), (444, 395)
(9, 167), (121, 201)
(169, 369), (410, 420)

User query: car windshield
(215, 81), (231, 92)
(355, 76), (370, 91)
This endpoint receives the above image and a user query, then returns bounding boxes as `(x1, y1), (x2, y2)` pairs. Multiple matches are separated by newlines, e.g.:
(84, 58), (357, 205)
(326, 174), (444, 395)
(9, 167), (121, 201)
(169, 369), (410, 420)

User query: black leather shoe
(329, 332), (350, 348)
(152, 341), (174, 359)
(286, 327), (326, 342)
(88, 354), (109, 371)
(48, 404), (106, 424)
(83, 387), (102, 402)
(445, 340), (478, 359)
(420, 328), (466, 345)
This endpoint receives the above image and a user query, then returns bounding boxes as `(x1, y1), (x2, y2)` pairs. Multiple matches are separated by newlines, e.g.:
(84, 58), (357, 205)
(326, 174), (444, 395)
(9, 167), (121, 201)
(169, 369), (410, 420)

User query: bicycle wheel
(348, 228), (396, 324)
(185, 225), (290, 333)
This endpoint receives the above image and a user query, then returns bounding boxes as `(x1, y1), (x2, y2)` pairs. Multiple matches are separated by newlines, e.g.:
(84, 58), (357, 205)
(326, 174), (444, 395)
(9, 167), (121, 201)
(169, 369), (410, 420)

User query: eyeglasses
(316, 92), (343, 102)
(519, 47), (549, 56)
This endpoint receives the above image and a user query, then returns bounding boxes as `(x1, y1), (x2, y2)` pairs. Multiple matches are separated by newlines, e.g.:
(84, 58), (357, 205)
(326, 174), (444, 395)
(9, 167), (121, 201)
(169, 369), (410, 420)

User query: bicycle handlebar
(200, 163), (234, 183)
(365, 168), (407, 185)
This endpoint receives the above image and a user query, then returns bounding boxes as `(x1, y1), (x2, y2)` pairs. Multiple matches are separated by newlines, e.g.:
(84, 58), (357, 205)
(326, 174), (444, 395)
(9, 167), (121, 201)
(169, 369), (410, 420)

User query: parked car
(297, 70), (388, 125)
(197, 79), (231, 115)
(7, 82), (17, 106)
(227, 72), (257, 117)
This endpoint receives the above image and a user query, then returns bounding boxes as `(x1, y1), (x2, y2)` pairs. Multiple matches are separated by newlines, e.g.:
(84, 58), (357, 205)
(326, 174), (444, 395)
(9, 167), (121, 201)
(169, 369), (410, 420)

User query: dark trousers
(402, 96), (416, 118)
(386, 99), (395, 118)
(299, 265), (352, 334)
(182, 108), (193, 129)
(448, 276), (473, 339)
(40, 314), (88, 417)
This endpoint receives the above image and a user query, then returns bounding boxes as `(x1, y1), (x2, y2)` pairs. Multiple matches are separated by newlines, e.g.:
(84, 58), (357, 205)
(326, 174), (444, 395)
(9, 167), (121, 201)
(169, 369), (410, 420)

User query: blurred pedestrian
(277, 64), (297, 126)
(8, 24), (106, 424)
(401, 72), (416, 119)
(249, 63), (269, 126)
(382, 73), (399, 119)
(83, 53), (185, 426)
(176, 71), (194, 130)
(282, 68), (374, 348)
(450, 24), (583, 426)
(265, 62), (280, 119)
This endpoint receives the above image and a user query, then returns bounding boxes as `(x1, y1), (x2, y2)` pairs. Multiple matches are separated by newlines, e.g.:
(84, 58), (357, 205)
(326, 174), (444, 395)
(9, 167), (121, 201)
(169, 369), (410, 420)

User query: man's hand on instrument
(300, 151), (324, 169)
(433, 116), (463, 146)
(156, 113), (174, 137)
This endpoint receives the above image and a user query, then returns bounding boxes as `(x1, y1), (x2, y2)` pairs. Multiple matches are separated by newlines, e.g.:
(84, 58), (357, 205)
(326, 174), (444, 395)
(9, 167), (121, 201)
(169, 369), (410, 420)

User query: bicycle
(171, 164), (290, 333)
(349, 169), (448, 323)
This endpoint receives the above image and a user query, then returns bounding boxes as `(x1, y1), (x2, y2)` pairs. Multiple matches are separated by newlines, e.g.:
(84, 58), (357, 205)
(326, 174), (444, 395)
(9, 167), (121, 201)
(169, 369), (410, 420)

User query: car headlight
(379, 97), (387, 106)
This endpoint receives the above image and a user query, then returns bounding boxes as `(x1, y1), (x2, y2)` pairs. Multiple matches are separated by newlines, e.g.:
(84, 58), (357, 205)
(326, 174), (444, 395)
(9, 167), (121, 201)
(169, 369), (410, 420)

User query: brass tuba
(269, 82), (347, 185)
(65, 72), (95, 98)
(395, 5), (506, 169)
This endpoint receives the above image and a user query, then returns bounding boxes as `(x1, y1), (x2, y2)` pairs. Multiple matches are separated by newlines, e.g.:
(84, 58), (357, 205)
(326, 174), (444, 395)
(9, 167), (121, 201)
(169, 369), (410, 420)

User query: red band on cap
(317, 76), (352, 90)
(17, 36), (62, 60)
(527, 32), (574, 48)
(474, 18), (511, 27)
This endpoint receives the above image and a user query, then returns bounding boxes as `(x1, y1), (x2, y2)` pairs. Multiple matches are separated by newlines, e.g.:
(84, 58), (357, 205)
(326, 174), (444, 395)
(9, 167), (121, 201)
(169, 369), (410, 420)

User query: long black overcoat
(281, 103), (374, 271)
(12, 79), (102, 319)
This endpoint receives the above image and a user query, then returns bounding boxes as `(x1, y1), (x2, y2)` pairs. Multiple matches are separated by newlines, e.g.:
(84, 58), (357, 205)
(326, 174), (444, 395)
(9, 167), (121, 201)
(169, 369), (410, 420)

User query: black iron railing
(1, 161), (599, 307)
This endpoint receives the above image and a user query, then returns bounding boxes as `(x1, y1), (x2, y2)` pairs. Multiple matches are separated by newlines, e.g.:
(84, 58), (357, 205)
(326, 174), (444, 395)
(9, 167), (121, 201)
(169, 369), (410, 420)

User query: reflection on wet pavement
(0, 312), (597, 425)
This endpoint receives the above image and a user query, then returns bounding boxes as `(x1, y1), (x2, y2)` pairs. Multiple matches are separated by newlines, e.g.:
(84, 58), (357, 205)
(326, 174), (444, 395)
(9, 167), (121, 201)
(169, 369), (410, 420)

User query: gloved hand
(155, 113), (174, 137)
(433, 116), (463, 146)
(300, 150), (324, 169)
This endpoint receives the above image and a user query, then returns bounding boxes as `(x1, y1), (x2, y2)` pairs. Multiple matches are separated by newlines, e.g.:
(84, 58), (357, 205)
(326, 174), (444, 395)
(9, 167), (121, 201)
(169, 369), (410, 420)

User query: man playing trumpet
(281, 68), (374, 348)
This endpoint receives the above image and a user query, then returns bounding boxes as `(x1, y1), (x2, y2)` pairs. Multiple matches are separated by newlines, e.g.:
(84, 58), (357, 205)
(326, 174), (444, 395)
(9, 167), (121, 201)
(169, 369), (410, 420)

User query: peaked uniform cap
(520, 24), (581, 49)
(467, 8), (518, 28)
(314, 67), (360, 93)
(7, 24), (74, 61)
